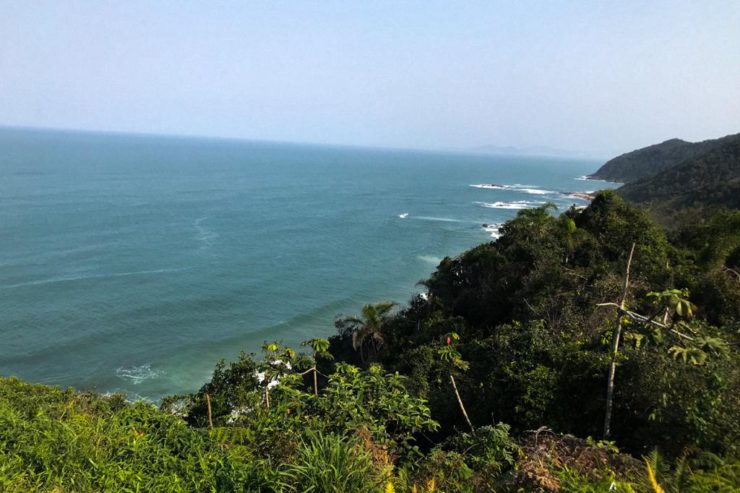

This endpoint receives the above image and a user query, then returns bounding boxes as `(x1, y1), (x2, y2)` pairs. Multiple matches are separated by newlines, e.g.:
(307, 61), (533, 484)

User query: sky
(1, 1), (739, 157)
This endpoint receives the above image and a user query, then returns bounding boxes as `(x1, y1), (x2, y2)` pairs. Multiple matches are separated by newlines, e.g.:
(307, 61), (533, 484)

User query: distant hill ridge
(618, 133), (740, 209)
(589, 133), (739, 183)
(588, 132), (740, 223)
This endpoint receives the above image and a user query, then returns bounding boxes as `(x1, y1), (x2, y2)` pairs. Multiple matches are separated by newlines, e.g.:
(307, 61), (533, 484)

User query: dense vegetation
(619, 135), (740, 213)
(2, 192), (739, 491)
(589, 132), (740, 228)
(589, 133), (739, 183)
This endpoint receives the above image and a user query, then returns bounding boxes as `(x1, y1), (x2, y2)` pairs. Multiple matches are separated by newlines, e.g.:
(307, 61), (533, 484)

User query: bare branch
(603, 242), (635, 438)
(596, 303), (695, 341)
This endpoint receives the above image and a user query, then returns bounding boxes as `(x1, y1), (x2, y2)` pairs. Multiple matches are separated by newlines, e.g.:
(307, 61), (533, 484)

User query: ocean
(0, 128), (615, 400)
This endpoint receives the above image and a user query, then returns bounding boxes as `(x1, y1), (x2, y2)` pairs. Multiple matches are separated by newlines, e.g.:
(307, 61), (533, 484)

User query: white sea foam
(194, 216), (218, 250)
(417, 255), (442, 265)
(475, 200), (545, 210)
(559, 191), (595, 201)
(481, 223), (502, 238)
(576, 175), (614, 183)
(480, 202), (529, 210)
(470, 183), (536, 190)
(517, 188), (555, 195)
(470, 183), (555, 195)
(414, 216), (466, 223)
(115, 364), (163, 385)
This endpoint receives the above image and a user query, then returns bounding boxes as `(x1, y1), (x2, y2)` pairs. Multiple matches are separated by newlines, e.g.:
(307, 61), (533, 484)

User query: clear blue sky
(1, 1), (739, 156)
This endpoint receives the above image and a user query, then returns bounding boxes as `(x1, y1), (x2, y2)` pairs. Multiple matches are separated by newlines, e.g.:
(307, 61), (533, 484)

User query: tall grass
(0, 377), (251, 492)
(282, 430), (384, 492)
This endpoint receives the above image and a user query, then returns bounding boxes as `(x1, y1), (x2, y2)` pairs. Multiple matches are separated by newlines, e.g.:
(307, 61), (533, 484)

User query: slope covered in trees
(330, 193), (740, 455)
(618, 134), (740, 212)
(2, 193), (739, 491)
(589, 133), (739, 183)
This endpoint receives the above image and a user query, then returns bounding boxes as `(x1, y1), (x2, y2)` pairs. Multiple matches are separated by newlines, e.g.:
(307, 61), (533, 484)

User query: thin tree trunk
(205, 392), (213, 429)
(450, 373), (475, 435)
(603, 242), (636, 438)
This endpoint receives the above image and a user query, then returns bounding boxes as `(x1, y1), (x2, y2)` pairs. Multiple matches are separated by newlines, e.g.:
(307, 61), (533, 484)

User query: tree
(335, 302), (397, 363)
(599, 282), (730, 440)
(602, 242), (636, 438)
(438, 332), (475, 435)
(301, 338), (333, 395)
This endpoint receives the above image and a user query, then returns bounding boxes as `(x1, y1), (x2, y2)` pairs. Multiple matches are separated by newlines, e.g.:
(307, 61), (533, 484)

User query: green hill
(618, 134), (740, 212)
(590, 133), (740, 183)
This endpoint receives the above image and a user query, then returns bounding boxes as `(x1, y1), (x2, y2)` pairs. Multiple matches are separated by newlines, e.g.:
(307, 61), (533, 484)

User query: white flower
(270, 359), (292, 370)
(226, 406), (253, 424)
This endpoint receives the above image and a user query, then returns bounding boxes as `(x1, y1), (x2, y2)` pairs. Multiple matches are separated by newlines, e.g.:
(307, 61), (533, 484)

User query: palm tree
(335, 302), (396, 364)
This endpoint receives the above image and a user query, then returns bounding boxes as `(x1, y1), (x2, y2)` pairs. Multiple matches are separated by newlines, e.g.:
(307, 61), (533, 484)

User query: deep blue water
(0, 128), (615, 399)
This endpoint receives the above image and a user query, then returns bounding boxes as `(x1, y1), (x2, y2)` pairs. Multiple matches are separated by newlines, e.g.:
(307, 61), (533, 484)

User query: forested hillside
(3, 192), (738, 492)
(619, 134), (740, 212)
(589, 133), (739, 183)
(588, 133), (740, 228)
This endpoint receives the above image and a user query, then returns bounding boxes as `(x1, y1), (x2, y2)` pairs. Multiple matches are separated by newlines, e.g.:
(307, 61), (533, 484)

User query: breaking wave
(115, 364), (163, 385)
(475, 200), (545, 210)
(470, 183), (556, 195)
(481, 223), (502, 239)
(417, 255), (443, 265)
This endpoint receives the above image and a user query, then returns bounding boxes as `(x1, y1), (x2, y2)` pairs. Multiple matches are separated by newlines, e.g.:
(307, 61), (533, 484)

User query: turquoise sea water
(0, 128), (615, 400)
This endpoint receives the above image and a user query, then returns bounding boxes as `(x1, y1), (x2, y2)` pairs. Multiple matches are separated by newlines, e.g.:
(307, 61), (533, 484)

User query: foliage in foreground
(0, 377), (254, 492)
(2, 361), (736, 491)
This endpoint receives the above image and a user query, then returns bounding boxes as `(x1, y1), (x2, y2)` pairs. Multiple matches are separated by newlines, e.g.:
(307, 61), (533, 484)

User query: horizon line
(0, 123), (608, 162)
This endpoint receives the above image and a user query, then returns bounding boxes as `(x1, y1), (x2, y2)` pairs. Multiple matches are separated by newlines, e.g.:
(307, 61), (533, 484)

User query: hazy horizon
(2, 1), (739, 156)
(0, 123), (613, 160)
